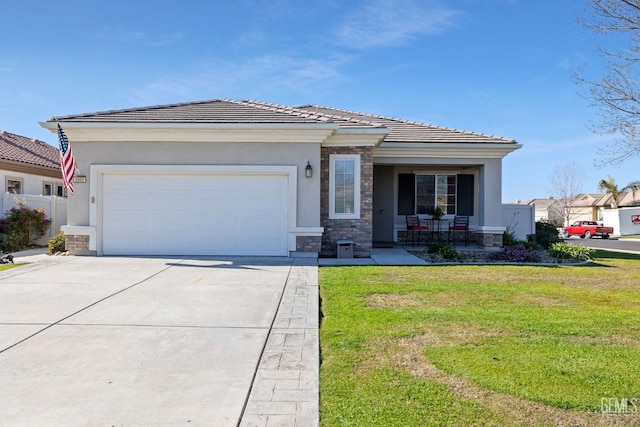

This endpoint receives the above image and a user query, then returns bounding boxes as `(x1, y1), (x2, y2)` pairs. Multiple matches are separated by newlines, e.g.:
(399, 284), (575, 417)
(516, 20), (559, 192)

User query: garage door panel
(198, 217), (239, 234)
(242, 218), (284, 237)
(151, 217), (194, 233)
(152, 176), (196, 192)
(151, 197), (196, 212)
(244, 197), (283, 214)
(197, 176), (241, 191)
(105, 212), (150, 232)
(241, 238), (284, 254)
(151, 236), (195, 253)
(245, 176), (282, 192)
(197, 238), (241, 253)
(104, 232), (152, 253)
(102, 173), (288, 256)
(105, 196), (150, 211)
(104, 176), (151, 192)
(198, 194), (240, 213)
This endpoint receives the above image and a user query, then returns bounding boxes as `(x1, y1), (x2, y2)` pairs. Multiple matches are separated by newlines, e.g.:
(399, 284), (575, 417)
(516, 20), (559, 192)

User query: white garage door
(102, 173), (288, 256)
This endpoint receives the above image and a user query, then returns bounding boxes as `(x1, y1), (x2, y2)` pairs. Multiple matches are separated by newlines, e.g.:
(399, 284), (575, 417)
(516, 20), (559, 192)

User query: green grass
(319, 250), (640, 426)
(0, 263), (22, 272)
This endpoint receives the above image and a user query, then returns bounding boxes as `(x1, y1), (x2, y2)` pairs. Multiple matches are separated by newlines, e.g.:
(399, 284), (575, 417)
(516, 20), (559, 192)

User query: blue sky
(1, 0), (636, 202)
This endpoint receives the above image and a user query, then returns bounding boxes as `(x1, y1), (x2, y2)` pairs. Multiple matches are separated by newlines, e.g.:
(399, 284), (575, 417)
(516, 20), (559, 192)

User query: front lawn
(319, 251), (640, 426)
(0, 263), (21, 272)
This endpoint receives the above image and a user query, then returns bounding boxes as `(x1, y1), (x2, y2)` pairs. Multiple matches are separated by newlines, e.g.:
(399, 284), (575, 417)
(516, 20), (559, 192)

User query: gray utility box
(336, 239), (354, 258)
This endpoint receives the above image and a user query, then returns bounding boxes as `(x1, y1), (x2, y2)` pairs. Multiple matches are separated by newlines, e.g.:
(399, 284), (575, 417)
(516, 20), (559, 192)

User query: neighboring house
(40, 99), (521, 257)
(0, 130), (64, 196)
(520, 192), (640, 226)
(518, 197), (562, 224)
(600, 191), (640, 209)
(568, 193), (611, 223)
(1, 130), (68, 243)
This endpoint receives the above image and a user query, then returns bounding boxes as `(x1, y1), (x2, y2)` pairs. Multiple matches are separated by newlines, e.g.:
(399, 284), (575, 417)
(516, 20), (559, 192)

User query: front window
(416, 174), (456, 215)
(6, 178), (22, 194)
(43, 181), (53, 196)
(329, 154), (361, 219)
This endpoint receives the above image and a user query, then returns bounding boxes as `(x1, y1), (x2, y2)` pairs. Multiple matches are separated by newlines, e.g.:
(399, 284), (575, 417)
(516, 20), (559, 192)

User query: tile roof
(50, 99), (517, 145)
(0, 130), (60, 170)
(50, 99), (329, 124)
(572, 193), (605, 207)
(520, 198), (558, 208)
(290, 103), (516, 144)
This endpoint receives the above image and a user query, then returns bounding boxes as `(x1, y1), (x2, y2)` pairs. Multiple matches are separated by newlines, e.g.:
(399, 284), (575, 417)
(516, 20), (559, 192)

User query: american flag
(57, 123), (76, 195)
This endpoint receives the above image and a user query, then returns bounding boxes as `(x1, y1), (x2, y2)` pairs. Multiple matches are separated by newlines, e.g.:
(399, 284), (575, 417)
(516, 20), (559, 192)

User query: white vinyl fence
(602, 207), (640, 236)
(1, 193), (68, 246)
(502, 203), (535, 241)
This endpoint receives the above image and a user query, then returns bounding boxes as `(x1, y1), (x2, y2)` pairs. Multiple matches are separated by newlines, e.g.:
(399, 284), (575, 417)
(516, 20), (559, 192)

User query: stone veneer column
(65, 235), (90, 254)
(320, 146), (373, 256)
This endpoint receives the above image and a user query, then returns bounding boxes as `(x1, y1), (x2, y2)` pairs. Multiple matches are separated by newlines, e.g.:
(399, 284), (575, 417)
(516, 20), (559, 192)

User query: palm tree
(598, 175), (640, 208)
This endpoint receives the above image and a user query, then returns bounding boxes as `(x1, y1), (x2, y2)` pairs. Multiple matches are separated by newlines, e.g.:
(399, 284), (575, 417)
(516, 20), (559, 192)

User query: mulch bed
(409, 249), (586, 265)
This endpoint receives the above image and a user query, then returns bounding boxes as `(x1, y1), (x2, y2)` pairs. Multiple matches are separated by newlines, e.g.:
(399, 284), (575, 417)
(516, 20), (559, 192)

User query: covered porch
(372, 155), (509, 248)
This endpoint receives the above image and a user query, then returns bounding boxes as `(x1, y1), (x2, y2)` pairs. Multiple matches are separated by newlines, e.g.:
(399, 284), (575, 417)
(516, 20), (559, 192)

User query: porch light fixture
(305, 161), (313, 178)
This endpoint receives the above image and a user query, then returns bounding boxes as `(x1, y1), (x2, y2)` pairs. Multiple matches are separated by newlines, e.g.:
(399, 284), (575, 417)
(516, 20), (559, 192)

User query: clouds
(331, 0), (461, 49)
(120, 0), (462, 104)
(120, 53), (352, 107)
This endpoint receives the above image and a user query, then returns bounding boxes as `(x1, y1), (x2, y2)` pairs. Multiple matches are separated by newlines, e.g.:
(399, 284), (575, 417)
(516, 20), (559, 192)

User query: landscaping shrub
(487, 244), (542, 263)
(528, 221), (561, 249)
(438, 244), (460, 261)
(522, 240), (540, 250)
(427, 242), (447, 254)
(0, 199), (50, 252)
(48, 231), (66, 254)
(504, 230), (540, 249)
(502, 230), (518, 246)
(548, 242), (595, 261)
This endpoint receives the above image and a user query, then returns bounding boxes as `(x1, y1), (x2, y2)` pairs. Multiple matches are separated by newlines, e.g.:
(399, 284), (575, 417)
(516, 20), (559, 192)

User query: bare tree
(575, 0), (640, 165)
(547, 161), (584, 226)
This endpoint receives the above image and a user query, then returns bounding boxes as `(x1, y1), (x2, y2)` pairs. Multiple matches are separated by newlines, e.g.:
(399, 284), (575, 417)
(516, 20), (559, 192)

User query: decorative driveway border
(240, 258), (319, 427)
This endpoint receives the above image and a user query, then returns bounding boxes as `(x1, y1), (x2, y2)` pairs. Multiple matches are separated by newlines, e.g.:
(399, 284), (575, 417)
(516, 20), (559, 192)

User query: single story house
(0, 130), (64, 196)
(518, 197), (562, 224)
(41, 99), (521, 257)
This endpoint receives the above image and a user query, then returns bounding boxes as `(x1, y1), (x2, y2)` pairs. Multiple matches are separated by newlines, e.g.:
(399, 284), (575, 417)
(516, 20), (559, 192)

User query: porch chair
(448, 215), (470, 246)
(405, 215), (429, 246)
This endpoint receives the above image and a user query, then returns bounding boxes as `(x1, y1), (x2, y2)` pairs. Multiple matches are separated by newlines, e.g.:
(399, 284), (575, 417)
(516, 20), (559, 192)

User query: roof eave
(40, 121), (339, 131)
(375, 142), (523, 159)
(0, 159), (62, 179)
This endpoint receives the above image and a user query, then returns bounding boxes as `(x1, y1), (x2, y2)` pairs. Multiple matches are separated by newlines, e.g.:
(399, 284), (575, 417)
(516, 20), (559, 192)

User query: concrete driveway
(0, 255), (319, 426)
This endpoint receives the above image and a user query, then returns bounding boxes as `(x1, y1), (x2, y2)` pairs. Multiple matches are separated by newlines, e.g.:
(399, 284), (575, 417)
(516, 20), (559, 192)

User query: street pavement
(564, 236), (640, 254)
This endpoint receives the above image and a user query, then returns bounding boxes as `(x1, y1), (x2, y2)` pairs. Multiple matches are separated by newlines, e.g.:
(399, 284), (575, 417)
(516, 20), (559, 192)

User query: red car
(563, 221), (613, 239)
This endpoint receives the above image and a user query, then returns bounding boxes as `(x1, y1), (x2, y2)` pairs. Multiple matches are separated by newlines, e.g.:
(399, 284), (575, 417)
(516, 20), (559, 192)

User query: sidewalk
(318, 245), (491, 266)
(319, 248), (428, 266)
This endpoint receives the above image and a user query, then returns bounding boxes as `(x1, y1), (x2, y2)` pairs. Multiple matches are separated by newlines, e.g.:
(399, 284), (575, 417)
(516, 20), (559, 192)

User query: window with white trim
(43, 181), (54, 196)
(416, 174), (456, 215)
(329, 154), (360, 219)
(6, 177), (23, 194)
